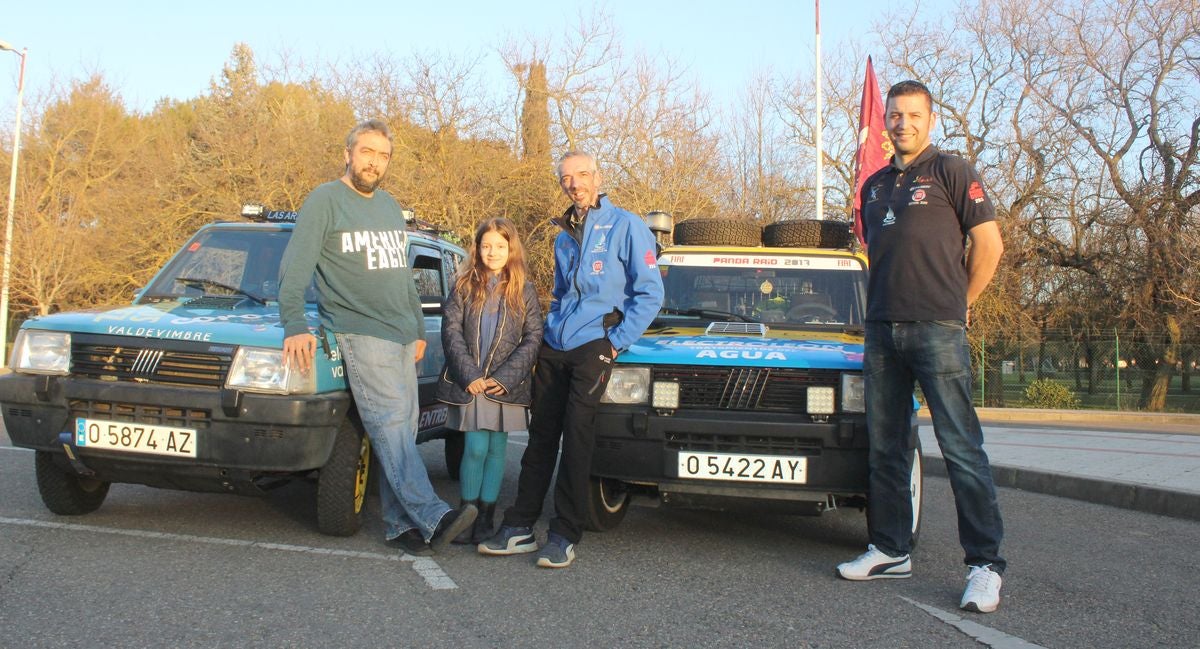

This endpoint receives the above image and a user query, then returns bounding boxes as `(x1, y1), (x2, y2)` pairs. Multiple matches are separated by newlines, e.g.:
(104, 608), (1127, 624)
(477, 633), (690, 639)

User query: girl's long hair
(454, 217), (529, 316)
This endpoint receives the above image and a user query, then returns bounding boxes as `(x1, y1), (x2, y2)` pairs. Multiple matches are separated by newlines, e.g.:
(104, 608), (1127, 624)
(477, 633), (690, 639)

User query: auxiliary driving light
(652, 381), (680, 409)
(806, 386), (836, 415)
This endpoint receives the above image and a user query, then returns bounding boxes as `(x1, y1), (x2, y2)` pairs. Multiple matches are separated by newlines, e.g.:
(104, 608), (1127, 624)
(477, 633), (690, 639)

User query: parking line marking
(0, 516), (458, 590)
(900, 596), (1046, 649)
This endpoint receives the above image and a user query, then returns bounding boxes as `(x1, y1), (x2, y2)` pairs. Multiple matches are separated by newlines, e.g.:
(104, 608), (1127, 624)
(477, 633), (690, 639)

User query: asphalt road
(2, 426), (1198, 649)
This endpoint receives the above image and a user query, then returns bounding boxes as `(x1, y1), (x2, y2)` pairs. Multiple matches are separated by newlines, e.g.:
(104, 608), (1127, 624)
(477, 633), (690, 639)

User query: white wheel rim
(910, 451), (923, 535)
(599, 479), (627, 514)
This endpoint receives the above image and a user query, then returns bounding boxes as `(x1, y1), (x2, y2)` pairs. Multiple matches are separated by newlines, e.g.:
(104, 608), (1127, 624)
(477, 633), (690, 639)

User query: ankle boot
(451, 499), (480, 544)
(471, 502), (497, 545)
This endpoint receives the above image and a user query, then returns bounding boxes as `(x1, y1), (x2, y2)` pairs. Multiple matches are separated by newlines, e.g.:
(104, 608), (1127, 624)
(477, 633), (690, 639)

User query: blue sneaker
(535, 532), (575, 569)
(477, 525), (537, 556)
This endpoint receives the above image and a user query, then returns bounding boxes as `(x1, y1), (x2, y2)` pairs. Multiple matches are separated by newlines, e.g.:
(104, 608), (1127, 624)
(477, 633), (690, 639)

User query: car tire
(583, 476), (630, 532)
(762, 220), (852, 248)
(672, 218), (761, 247)
(35, 451), (110, 515)
(443, 432), (464, 481)
(317, 418), (370, 537)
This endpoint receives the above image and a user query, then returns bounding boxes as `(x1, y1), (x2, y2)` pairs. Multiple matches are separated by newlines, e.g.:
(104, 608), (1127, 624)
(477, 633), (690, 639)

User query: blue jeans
(336, 333), (451, 541)
(864, 320), (1006, 573)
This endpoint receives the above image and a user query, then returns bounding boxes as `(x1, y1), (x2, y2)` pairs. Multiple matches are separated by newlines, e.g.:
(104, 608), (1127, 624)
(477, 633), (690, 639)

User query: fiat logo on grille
(130, 349), (165, 376)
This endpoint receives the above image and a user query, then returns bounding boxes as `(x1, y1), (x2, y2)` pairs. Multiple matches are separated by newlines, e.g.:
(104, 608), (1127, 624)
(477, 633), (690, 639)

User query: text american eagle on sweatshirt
(341, 229), (409, 270)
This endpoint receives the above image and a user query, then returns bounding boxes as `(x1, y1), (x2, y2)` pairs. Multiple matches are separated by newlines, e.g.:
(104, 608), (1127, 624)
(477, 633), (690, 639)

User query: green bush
(1024, 379), (1081, 409)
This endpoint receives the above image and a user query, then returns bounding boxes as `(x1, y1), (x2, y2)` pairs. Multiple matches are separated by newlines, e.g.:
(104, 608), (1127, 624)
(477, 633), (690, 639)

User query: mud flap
(57, 431), (96, 477)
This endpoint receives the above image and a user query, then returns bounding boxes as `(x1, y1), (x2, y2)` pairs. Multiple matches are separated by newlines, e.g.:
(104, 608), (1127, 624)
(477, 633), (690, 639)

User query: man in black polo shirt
(836, 80), (1007, 614)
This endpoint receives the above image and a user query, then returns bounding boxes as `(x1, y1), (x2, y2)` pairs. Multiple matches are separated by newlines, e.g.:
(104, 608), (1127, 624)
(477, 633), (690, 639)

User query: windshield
(657, 253), (867, 327)
(141, 228), (317, 303)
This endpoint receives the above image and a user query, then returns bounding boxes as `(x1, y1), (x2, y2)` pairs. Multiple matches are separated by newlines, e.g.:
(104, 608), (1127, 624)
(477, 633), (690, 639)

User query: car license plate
(75, 418), (197, 458)
(677, 451), (807, 484)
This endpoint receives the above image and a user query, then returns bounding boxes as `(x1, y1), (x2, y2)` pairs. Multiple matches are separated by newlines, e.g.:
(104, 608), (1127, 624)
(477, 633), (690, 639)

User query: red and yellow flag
(853, 56), (891, 247)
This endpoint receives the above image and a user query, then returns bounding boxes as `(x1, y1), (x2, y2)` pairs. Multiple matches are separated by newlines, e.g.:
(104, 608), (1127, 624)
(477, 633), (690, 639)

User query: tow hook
(57, 431), (96, 477)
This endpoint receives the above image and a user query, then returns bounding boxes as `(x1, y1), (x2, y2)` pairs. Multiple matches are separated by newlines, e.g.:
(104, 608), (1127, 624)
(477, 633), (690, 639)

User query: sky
(0, 0), (945, 116)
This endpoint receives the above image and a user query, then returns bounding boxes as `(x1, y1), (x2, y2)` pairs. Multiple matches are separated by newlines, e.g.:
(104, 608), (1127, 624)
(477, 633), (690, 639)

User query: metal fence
(961, 330), (1199, 413)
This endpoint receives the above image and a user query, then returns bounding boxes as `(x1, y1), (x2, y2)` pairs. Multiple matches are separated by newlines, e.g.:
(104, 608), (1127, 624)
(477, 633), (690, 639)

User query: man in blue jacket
(479, 151), (664, 568)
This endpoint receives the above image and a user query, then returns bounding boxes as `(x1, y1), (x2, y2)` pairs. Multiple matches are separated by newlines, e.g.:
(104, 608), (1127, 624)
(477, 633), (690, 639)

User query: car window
(142, 228), (320, 303)
(660, 259), (866, 326)
(442, 249), (462, 287)
(410, 244), (445, 299)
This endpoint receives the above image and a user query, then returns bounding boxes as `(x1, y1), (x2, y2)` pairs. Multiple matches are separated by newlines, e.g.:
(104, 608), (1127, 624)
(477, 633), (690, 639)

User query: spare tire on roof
(672, 218), (761, 247)
(763, 219), (852, 248)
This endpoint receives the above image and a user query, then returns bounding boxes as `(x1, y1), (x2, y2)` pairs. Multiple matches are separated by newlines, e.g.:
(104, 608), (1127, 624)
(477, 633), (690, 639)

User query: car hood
(620, 329), (864, 370)
(18, 301), (305, 347)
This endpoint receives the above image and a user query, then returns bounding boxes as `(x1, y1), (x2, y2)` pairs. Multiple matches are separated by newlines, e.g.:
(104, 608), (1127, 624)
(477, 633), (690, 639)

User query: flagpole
(814, 0), (824, 220)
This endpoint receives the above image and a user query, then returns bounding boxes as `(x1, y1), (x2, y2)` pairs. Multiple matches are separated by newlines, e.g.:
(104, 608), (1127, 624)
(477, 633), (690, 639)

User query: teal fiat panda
(0, 206), (466, 536)
(584, 217), (923, 542)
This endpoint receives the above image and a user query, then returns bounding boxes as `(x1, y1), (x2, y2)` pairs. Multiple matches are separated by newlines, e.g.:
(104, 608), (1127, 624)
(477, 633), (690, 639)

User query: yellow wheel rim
(353, 435), (370, 513)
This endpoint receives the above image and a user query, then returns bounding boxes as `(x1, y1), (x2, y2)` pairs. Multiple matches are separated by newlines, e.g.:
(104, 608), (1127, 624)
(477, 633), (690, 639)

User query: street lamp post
(0, 40), (26, 362)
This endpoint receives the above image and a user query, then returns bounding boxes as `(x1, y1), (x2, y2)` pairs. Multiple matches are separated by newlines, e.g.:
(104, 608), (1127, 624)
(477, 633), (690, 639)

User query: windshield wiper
(659, 307), (753, 323)
(174, 277), (266, 305)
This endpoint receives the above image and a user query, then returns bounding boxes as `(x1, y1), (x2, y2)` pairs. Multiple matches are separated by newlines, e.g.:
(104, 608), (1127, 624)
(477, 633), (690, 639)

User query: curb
(923, 455), (1200, 522)
(921, 406), (1200, 429)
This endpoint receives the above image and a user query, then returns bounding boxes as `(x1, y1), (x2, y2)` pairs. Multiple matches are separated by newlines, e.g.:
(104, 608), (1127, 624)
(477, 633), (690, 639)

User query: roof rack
(401, 207), (451, 236)
(242, 202), (447, 235)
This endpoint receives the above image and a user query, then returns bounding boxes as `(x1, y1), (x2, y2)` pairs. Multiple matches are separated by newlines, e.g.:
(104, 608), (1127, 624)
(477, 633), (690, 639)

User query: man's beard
(350, 167), (382, 194)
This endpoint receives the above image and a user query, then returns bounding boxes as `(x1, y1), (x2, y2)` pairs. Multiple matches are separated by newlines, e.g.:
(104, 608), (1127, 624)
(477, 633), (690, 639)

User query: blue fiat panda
(0, 206), (466, 536)
(585, 217), (923, 544)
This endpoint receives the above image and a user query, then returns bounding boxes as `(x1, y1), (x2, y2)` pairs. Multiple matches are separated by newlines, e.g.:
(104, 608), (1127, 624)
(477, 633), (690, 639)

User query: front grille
(665, 431), (822, 455)
(71, 336), (233, 388)
(652, 367), (840, 412)
(69, 399), (212, 430)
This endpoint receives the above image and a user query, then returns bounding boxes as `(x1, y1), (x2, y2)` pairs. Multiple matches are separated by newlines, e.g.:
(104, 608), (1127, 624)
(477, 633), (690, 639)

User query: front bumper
(592, 406), (898, 507)
(0, 373), (351, 493)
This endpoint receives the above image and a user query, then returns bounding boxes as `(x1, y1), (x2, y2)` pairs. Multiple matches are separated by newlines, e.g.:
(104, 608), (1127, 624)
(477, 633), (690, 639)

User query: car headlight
(601, 366), (651, 404)
(226, 346), (317, 394)
(10, 330), (71, 375)
(842, 373), (865, 413)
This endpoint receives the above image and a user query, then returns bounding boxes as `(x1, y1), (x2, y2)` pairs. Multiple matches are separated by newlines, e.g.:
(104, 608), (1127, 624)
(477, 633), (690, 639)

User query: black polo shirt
(860, 145), (995, 322)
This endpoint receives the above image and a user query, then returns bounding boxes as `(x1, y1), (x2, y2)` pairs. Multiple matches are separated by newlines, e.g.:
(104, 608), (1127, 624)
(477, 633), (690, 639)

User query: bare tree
(501, 9), (727, 221)
(8, 76), (146, 314)
(723, 72), (803, 222)
(1002, 0), (1200, 409)
(774, 49), (865, 223)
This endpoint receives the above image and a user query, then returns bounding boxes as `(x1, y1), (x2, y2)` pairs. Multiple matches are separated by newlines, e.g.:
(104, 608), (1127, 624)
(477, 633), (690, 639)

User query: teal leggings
(459, 430), (508, 504)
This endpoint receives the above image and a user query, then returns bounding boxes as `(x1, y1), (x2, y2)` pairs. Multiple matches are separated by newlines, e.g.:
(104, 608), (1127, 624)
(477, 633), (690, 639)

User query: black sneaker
(535, 532), (576, 569)
(477, 525), (537, 556)
(393, 529), (432, 557)
(429, 504), (478, 552)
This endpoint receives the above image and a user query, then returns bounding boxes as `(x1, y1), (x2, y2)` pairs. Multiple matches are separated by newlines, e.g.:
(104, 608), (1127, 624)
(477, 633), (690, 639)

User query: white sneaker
(836, 544), (912, 580)
(960, 565), (1003, 613)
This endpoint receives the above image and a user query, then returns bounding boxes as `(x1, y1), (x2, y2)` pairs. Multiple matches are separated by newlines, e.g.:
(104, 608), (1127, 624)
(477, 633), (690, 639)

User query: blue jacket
(545, 195), (665, 352)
